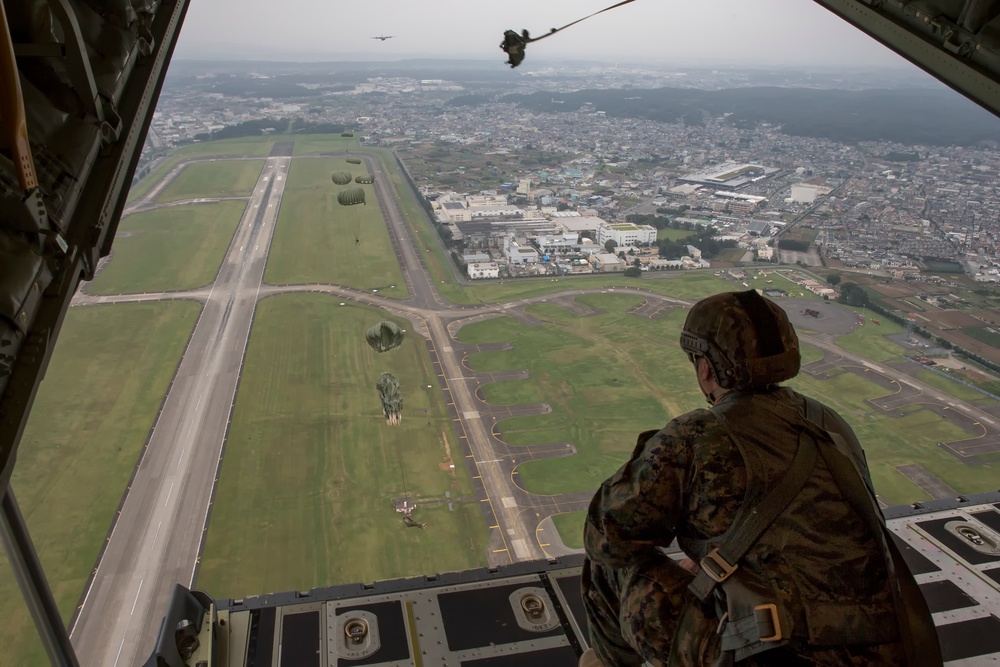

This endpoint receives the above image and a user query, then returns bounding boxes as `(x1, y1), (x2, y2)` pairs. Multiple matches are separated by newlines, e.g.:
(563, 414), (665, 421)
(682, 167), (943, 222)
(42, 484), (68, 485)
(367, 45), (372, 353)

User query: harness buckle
(700, 548), (738, 584)
(754, 603), (782, 642)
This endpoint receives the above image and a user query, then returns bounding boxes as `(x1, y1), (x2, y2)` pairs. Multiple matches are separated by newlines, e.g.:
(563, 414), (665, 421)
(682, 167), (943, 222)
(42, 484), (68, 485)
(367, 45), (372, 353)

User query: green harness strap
(803, 397), (942, 667)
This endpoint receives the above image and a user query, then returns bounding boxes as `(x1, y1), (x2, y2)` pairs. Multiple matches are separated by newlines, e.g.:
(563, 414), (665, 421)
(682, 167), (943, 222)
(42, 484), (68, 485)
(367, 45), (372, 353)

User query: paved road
(70, 156), (290, 666)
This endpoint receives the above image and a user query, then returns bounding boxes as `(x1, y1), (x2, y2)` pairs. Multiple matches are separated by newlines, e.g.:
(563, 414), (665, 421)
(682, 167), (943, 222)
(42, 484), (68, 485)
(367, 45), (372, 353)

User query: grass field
(263, 157), (407, 298)
(788, 370), (996, 503)
(460, 294), (705, 497)
(129, 138), (278, 202)
(292, 134), (359, 155)
(836, 317), (907, 361)
(915, 368), (993, 404)
(1, 302), (199, 665)
(156, 159), (264, 202)
(715, 248), (748, 262)
(961, 325), (1000, 348)
(457, 294), (997, 546)
(657, 227), (696, 241)
(198, 294), (488, 598)
(87, 201), (243, 295)
(551, 512), (586, 550)
(441, 271), (733, 306)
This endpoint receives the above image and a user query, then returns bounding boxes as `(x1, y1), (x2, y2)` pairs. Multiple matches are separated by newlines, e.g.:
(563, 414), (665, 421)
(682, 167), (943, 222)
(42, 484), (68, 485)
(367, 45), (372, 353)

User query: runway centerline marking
(112, 637), (126, 667)
(130, 580), (144, 616)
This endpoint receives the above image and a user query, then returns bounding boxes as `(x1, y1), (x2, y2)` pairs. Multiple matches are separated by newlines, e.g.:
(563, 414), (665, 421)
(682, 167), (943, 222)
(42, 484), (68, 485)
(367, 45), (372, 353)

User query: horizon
(175, 0), (910, 68)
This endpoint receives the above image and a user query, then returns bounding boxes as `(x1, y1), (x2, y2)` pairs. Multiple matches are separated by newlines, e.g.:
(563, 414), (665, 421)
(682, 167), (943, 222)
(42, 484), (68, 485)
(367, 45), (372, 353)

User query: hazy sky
(177, 0), (908, 68)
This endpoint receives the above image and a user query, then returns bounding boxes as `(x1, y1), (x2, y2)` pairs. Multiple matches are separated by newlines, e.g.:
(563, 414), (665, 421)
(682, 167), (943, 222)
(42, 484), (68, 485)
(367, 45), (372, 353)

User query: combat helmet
(680, 290), (800, 390)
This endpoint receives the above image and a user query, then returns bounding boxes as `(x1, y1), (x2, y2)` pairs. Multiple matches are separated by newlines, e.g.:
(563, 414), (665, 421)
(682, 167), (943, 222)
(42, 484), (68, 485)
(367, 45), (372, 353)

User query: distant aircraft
(372, 35), (394, 41)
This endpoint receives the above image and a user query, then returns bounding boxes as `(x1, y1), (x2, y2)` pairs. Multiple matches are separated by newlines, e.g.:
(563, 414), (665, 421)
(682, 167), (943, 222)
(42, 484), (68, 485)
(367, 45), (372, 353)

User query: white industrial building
(535, 233), (581, 256)
(505, 238), (539, 264)
(467, 262), (500, 280)
(596, 222), (657, 247)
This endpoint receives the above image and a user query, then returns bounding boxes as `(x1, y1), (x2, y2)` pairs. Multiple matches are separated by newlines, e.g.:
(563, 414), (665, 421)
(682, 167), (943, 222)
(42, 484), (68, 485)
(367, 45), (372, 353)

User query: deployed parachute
(376, 372), (403, 425)
(341, 132), (354, 137)
(346, 158), (362, 165)
(331, 171), (352, 185)
(338, 187), (366, 206)
(366, 321), (405, 353)
(355, 175), (374, 184)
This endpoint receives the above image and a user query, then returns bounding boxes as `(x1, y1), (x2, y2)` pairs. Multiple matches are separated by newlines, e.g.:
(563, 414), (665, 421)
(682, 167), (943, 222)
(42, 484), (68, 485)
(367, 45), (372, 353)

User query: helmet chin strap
(705, 387), (730, 406)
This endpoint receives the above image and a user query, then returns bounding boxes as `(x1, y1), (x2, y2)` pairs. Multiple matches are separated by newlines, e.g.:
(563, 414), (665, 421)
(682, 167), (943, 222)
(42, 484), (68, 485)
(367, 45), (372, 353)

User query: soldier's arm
(584, 421), (697, 569)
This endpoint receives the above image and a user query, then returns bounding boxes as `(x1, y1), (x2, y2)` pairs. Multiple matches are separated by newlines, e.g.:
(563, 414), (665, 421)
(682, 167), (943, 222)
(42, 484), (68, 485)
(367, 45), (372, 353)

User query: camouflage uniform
(583, 386), (903, 666)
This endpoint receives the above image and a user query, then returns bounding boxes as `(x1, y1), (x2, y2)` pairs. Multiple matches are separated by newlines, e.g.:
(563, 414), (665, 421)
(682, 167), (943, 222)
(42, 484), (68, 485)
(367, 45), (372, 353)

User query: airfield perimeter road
(70, 154), (291, 667)
(66, 150), (1000, 664)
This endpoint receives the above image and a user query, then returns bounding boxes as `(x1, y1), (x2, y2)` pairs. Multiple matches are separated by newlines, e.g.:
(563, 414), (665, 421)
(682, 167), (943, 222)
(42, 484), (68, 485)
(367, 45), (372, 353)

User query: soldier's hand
(679, 558), (698, 574)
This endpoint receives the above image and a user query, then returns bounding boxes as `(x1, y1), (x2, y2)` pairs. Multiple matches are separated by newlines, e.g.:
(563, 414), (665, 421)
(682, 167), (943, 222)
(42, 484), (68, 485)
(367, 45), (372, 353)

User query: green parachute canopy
(331, 171), (352, 185)
(376, 372), (403, 425)
(365, 321), (404, 353)
(341, 132), (354, 137)
(346, 158), (362, 164)
(337, 187), (366, 206)
(355, 175), (374, 184)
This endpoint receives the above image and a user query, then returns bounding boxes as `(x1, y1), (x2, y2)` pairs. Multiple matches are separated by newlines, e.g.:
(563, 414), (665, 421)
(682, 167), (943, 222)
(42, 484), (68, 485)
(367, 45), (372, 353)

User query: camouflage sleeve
(584, 412), (710, 569)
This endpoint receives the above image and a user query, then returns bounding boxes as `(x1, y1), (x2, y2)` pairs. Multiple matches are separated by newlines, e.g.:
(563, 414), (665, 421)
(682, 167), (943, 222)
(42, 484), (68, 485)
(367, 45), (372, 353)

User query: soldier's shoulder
(659, 408), (726, 443)
(671, 407), (721, 429)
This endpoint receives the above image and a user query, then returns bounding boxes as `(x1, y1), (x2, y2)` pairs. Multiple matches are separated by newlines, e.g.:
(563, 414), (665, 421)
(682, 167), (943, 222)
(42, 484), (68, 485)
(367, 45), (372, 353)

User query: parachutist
(499, 0), (636, 68)
(356, 237), (360, 246)
(500, 29), (529, 68)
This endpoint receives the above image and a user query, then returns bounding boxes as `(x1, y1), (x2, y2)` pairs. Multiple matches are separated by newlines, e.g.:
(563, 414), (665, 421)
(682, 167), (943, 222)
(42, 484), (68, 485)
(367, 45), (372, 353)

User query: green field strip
(88, 201), (244, 295)
(1, 302), (200, 665)
(129, 138), (277, 202)
(156, 159), (264, 202)
(550, 512), (586, 550)
(961, 325), (1000, 347)
(197, 294), (488, 599)
(835, 317), (908, 361)
(263, 157), (407, 298)
(292, 134), (359, 155)
(656, 227), (698, 242)
(460, 300), (701, 495)
(480, 380), (544, 405)
(799, 343), (824, 365)
(915, 368), (993, 403)
(442, 271), (732, 306)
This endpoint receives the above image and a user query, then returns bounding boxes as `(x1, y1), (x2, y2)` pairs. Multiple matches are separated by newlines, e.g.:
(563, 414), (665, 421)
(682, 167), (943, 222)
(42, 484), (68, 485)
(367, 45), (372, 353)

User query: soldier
(580, 290), (939, 666)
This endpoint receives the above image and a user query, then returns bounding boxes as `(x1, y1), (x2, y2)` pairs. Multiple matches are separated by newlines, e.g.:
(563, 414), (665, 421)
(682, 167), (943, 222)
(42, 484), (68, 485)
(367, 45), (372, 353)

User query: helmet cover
(680, 290), (800, 389)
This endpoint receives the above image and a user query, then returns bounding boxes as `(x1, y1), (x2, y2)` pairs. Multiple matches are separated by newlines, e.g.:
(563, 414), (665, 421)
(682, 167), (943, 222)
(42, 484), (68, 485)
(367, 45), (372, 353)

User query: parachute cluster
(365, 321), (406, 425)
(376, 372), (403, 426)
(331, 159), (374, 243)
(366, 321), (405, 353)
(337, 187), (366, 207)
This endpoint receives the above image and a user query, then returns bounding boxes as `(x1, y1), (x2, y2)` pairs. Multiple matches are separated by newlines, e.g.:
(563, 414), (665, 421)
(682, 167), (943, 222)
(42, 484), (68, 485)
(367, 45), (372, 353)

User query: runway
(70, 151), (291, 666)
